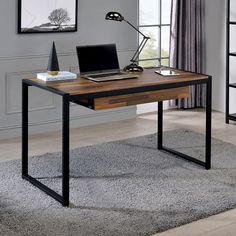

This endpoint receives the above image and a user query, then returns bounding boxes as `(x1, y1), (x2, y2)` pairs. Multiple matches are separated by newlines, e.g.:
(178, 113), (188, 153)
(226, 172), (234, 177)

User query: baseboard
(0, 107), (136, 140)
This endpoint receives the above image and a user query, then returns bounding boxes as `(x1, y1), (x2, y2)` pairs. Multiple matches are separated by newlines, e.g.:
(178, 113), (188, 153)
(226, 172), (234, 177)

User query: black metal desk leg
(157, 79), (212, 169)
(158, 101), (163, 150)
(205, 77), (212, 170)
(22, 81), (28, 177)
(21, 91), (70, 206)
(62, 94), (70, 206)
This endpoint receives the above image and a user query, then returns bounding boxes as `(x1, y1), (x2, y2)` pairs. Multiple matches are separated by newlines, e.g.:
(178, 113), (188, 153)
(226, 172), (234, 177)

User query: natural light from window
(138, 0), (171, 67)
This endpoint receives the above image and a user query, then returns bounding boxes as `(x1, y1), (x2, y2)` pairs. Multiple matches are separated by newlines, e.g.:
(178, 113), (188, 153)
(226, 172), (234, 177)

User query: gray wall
(205, 0), (236, 114)
(0, 0), (138, 139)
(205, 0), (226, 112)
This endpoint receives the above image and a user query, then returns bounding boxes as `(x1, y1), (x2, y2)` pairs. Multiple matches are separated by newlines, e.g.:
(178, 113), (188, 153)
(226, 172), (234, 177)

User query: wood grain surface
(93, 87), (189, 110)
(26, 68), (208, 96)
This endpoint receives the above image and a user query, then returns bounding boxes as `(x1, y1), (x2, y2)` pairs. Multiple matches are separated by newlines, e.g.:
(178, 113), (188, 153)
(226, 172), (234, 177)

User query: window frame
(138, 0), (171, 67)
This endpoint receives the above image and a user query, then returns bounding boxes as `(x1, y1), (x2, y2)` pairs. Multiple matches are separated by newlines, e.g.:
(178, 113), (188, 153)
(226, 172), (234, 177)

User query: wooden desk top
(25, 68), (209, 98)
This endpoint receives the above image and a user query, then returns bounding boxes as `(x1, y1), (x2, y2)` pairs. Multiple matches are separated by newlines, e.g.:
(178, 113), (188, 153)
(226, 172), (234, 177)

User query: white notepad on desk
(155, 69), (180, 76)
(37, 71), (77, 82)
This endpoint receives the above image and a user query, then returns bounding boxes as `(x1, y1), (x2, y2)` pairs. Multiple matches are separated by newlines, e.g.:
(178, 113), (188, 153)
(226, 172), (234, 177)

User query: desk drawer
(92, 87), (189, 110)
(72, 87), (189, 110)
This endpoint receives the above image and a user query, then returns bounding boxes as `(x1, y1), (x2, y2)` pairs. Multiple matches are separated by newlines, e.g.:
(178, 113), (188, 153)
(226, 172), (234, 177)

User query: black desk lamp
(105, 11), (150, 72)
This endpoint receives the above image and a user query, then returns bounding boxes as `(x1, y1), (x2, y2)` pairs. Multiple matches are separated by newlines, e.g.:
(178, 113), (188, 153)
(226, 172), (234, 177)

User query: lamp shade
(105, 12), (124, 22)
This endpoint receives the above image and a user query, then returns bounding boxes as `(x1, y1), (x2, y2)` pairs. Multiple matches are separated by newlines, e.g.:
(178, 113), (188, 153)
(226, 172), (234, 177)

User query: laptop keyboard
(90, 72), (123, 78)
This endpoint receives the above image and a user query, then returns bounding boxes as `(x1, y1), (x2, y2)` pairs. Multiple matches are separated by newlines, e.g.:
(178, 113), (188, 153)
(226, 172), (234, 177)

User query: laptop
(76, 44), (139, 82)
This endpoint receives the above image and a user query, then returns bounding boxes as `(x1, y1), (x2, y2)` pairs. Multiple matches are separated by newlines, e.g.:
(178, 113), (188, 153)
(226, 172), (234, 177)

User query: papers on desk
(155, 69), (180, 76)
(37, 71), (77, 82)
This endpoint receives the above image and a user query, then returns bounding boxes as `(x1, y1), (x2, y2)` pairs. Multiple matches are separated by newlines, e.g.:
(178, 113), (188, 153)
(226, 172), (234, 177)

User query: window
(138, 0), (171, 67)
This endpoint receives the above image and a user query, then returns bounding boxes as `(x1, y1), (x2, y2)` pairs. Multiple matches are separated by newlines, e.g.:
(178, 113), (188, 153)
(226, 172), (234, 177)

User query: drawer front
(93, 87), (189, 110)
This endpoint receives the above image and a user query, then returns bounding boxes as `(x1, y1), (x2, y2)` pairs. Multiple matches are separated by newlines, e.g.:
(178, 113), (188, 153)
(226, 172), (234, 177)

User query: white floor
(0, 109), (236, 236)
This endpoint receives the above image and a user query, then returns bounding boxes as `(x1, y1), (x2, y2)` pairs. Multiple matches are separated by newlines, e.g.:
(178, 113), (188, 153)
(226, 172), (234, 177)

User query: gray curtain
(169, 0), (206, 108)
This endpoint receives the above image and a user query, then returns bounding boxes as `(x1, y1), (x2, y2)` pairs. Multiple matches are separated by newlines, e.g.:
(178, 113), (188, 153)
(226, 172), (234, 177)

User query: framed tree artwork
(18, 0), (78, 34)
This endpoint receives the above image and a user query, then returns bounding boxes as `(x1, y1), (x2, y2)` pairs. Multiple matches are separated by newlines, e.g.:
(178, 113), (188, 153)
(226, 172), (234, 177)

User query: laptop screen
(76, 44), (120, 74)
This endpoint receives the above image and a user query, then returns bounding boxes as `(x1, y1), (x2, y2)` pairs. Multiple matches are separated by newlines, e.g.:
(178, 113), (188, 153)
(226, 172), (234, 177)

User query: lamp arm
(130, 36), (149, 63)
(122, 19), (150, 64)
(123, 19), (147, 38)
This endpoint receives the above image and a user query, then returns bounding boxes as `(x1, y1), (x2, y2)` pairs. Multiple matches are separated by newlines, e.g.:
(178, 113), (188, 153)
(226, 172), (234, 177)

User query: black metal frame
(18, 0), (78, 34)
(22, 74), (212, 206)
(226, 0), (236, 123)
(157, 77), (212, 170)
(226, 0), (230, 124)
(22, 81), (70, 206)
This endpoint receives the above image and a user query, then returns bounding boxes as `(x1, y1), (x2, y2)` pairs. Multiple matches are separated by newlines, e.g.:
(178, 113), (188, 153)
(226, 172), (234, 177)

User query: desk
(22, 68), (212, 206)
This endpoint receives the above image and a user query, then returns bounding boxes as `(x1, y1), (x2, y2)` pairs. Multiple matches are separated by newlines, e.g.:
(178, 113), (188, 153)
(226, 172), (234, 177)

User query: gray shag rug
(0, 129), (236, 236)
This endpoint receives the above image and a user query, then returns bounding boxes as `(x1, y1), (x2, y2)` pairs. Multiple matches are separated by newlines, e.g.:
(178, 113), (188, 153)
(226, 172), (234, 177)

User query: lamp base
(123, 63), (143, 72)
